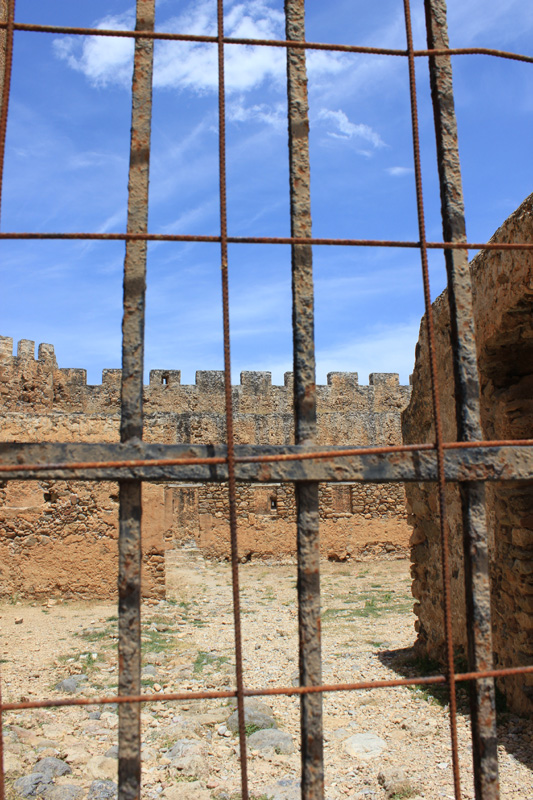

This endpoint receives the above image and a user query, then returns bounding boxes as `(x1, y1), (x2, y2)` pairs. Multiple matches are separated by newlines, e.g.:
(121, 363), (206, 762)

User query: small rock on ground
(86, 780), (117, 800)
(13, 773), (53, 799)
(248, 729), (295, 754)
(44, 786), (84, 800)
(32, 758), (72, 778)
(226, 708), (277, 733)
(344, 732), (387, 759)
(262, 778), (301, 800)
(378, 767), (416, 798)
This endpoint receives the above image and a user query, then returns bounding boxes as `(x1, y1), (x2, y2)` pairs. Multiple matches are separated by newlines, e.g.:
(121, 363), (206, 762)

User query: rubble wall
(402, 193), (533, 714)
(0, 337), (412, 598)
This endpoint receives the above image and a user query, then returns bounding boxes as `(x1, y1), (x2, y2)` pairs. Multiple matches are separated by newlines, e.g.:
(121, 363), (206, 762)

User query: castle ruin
(0, 341), (411, 600)
(403, 191), (533, 715)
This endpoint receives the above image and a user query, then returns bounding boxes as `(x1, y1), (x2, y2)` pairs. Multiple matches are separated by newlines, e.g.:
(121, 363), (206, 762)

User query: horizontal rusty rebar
(3, 663), (533, 713)
(0, 231), (531, 250)
(0, 20), (531, 64)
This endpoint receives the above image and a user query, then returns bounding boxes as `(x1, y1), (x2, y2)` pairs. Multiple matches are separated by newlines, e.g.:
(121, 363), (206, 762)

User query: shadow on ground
(379, 645), (533, 776)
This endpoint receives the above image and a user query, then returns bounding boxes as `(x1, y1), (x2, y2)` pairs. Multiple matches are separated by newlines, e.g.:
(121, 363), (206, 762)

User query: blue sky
(1, 0), (532, 386)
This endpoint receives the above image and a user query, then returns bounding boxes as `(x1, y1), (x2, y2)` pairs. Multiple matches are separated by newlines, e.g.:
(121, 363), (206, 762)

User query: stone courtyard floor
(1, 553), (532, 800)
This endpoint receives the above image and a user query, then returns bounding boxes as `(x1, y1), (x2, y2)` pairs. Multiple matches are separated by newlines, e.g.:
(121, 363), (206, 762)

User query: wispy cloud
(227, 99), (286, 130)
(53, 12), (136, 87)
(385, 166), (413, 177)
(317, 108), (385, 153)
(53, 1), (348, 96)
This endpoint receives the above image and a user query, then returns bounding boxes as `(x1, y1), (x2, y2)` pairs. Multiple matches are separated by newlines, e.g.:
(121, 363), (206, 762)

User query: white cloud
(53, 12), (136, 87)
(53, 1), (350, 96)
(227, 98), (285, 129)
(386, 166), (413, 177)
(317, 108), (385, 151)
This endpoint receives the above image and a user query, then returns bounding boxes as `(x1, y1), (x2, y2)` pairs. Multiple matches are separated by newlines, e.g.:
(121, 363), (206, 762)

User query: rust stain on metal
(425, 2), (500, 797)
(2, 229), (533, 252)
(4, 662), (533, 715)
(0, 440), (532, 484)
(0, 18), (532, 64)
(404, 0), (461, 795)
(0, 2), (13, 797)
(118, 3), (155, 800)
(285, 1), (324, 797)
(216, 1), (249, 797)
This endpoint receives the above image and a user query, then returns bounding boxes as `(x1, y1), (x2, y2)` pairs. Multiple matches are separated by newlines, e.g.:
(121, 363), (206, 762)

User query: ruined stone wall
(402, 192), (533, 715)
(164, 481), (408, 562)
(0, 335), (412, 598)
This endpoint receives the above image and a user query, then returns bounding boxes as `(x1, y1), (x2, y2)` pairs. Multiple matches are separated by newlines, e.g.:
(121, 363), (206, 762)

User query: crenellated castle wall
(0, 336), (412, 598)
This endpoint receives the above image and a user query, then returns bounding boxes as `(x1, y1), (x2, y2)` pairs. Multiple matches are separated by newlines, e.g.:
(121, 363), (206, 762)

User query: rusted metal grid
(0, 1), (531, 800)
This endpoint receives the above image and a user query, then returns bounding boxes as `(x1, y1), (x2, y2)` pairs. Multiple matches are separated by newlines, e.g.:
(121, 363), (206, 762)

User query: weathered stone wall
(164, 481), (408, 562)
(0, 480), (165, 600)
(402, 192), (533, 714)
(0, 335), (412, 598)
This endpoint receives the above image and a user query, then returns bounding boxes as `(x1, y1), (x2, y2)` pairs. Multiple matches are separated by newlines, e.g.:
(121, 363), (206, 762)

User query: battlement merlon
(0, 335), (13, 363)
(150, 370), (181, 386)
(0, 336), (410, 404)
(369, 373), (400, 387)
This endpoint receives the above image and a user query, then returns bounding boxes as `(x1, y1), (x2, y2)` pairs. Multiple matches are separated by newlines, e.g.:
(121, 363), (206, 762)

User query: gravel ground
(1, 553), (532, 800)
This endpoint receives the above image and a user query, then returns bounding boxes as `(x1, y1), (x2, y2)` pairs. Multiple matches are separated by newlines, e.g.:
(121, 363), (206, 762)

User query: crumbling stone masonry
(0, 336), (412, 599)
(403, 193), (533, 715)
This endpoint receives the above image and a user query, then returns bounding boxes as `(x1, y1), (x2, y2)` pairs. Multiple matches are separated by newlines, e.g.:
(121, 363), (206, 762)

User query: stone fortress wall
(402, 192), (533, 715)
(0, 336), (411, 599)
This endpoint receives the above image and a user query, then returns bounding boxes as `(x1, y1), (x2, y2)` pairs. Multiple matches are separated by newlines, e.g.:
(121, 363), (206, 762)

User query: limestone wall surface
(0, 336), (412, 598)
(402, 192), (533, 715)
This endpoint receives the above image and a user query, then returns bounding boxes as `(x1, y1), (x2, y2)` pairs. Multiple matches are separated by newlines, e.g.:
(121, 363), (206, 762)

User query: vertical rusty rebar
(118, 3), (155, 800)
(0, 6), (13, 795)
(402, 0), (462, 796)
(285, 3), (324, 799)
(216, 2), (249, 798)
(425, 2), (500, 798)
(0, 0), (14, 226)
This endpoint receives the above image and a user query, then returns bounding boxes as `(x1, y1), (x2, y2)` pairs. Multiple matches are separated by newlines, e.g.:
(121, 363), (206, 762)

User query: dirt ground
(1, 553), (532, 800)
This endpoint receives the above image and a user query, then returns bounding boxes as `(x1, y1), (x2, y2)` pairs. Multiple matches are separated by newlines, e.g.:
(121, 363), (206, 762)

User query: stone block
(369, 372), (399, 386)
(38, 343), (57, 365)
(195, 370), (225, 392)
(0, 335), (13, 362)
(59, 368), (87, 386)
(102, 369), (122, 388)
(150, 369), (181, 386)
(327, 371), (359, 389)
(512, 528), (533, 548)
(240, 371), (271, 394)
(17, 339), (35, 360)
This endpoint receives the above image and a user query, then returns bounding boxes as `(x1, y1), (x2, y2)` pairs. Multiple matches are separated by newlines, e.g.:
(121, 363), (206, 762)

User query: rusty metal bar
(403, 0), (462, 796)
(1, 230), (533, 251)
(0, 3), (13, 797)
(0, 441), (532, 482)
(0, 0), (13, 227)
(216, 1), (249, 797)
(425, 2), (499, 797)
(1, 19), (532, 65)
(5, 661), (533, 714)
(118, 3), (155, 800)
(285, 2), (324, 798)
